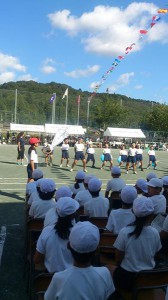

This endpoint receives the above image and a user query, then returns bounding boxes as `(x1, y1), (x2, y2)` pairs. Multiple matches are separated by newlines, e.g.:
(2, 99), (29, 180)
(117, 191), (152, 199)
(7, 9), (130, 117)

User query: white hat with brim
(133, 196), (154, 217)
(56, 197), (79, 217)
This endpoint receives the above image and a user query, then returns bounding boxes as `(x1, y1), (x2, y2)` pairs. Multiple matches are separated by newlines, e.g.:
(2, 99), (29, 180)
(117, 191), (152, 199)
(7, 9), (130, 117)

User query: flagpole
(65, 90), (68, 125)
(77, 95), (80, 125)
(87, 97), (90, 129)
(52, 93), (56, 124)
(14, 89), (17, 123)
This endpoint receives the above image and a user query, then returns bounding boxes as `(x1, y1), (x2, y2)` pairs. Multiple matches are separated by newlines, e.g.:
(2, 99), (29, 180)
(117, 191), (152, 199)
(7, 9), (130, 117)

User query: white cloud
(0, 72), (15, 84)
(108, 72), (134, 92)
(18, 74), (38, 81)
(0, 52), (26, 72)
(41, 58), (56, 74)
(48, 3), (167, 56)
(64, 65), (100, 78)
(135, 84), (143, 90)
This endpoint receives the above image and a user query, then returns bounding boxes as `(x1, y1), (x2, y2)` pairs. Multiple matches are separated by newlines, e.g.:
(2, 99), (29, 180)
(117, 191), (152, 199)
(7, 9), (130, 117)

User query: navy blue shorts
(121, 155), (127, 162)
(149, 155), (156, 163)
(62, 150), (69, 159)
(136, 154), (143, 162)
(127, 156), (136, 163)
(75, 151), (85, 160)
(104, 153), (112, 161)
(87, 153), (95, 162)
(27, 163), (38, 179)
(17, 147), (25, 159)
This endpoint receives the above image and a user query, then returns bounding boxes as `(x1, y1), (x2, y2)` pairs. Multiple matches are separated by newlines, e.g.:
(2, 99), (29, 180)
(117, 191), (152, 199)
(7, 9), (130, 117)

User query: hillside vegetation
(0, 81), (167, 134)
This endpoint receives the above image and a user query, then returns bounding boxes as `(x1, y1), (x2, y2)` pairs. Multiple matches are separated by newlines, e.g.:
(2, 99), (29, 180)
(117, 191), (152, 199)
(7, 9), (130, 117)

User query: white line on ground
(0, 226), (7, 266)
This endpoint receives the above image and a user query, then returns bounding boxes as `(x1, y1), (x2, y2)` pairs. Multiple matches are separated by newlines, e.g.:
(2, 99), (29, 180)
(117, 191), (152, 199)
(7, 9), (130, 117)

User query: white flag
(62, 88), (68, 99)
(51, 127), (69, 148)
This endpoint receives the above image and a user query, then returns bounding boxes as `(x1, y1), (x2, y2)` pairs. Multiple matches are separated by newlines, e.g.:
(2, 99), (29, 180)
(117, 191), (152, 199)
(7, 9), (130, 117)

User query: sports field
(0, 144), (168, 300)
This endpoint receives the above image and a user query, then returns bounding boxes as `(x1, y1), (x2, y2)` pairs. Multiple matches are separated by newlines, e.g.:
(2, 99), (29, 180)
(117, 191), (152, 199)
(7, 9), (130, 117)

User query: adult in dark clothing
(17, 132), (25, 165)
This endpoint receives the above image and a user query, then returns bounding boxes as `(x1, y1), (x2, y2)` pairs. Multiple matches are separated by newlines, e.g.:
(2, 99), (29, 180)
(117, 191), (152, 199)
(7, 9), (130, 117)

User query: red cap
(29, 137), (40, 145)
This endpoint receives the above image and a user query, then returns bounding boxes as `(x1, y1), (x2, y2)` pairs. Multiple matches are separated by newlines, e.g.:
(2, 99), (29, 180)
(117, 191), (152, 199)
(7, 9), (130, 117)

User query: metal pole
(87, 98), (90, 128)
(52, 93), (56, 124)
(65, 91), (68, 125)
(14, 89), (17, 123)
(77, 95), (80, 125)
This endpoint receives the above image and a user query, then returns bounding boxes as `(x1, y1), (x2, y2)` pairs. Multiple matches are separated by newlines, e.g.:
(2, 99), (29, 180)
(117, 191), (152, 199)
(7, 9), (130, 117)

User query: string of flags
(90, 7), (168, 100)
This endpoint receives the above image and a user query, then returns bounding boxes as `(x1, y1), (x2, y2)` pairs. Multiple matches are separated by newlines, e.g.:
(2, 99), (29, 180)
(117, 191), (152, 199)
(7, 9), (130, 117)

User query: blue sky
(0, 0), (168, 103)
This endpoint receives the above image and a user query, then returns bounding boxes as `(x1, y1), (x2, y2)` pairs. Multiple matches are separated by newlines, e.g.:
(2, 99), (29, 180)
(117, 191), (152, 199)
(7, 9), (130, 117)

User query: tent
(45, 124), (86, 135)
(103, 127), (146, 139)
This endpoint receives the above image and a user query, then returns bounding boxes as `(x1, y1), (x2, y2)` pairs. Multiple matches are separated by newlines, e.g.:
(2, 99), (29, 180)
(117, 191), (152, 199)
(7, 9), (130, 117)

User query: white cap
(121, 186), (137, 204)
(69, 221), (100, 253)
(56, 197), (79, 217)
(88, 178), (102, 192)
(75, 171), (85, 180)
(56, 186), (72, 200)
(133, 196), (154, 217)
(135, 179), (148, 193)
(84, 174), (95, 184)
(147, 178), (163, 188)
(36, 178), (44, 188)
(111, 166), (121, 175)
(146, 173), (157, 181)
(32, 169), (43, 180)
(40, 178), (56, 193)
(162, 176), (168, 186)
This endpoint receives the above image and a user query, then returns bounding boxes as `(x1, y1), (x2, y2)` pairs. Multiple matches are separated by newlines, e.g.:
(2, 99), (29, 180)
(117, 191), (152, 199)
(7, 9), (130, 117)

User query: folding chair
(118, 267), (168, 300)
(99, 232), (117, 266)
(108, 191), (122, 214)
(33, 272), (54, 300)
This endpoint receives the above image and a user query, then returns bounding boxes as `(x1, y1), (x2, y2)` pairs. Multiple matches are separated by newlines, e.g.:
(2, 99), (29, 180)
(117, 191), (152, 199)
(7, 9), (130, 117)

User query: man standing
(17, 131), (25, 165)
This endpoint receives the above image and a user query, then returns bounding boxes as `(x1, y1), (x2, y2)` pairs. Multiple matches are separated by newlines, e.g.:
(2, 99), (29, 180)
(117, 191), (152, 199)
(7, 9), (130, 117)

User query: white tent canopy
(103, 127), (146, 139)
(45, 124), (86, 135)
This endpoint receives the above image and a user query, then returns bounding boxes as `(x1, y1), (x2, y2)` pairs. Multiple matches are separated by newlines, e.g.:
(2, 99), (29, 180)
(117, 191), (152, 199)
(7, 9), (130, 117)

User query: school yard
(0, 144), (168, 300)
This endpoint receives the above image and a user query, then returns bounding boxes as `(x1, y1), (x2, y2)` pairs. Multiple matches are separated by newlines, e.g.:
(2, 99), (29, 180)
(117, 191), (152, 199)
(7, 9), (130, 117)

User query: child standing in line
(86, 144), (95, 168)
(147, 145), (157, 170)
(135, 144), (143, 171)
(101, 143), (113, 170)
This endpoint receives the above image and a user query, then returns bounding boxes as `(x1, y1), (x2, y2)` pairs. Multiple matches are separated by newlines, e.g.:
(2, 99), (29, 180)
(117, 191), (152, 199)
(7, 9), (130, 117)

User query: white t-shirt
(84, 196), (109, 217)
(28, 149), (38, 163)
(128, 148), (136, 156)
(26, 181), (37, 196)
(148, 150), (155, 156)
(44, 266), (115, 300)
(106, 208), (135, 234)
(75, 143), (85, 152)
(28, 191), (41, 205)
(87, 148), (95, 154)
(106, 178), (126, 193)
(36, 225), (73, 273)
(44, 207), (58, 227)
(114, 225), (161, 272)
(136, 149), (143, 155)
(162, 215), (168, 232)
(149, 194), (166, 214)
(29, 198), (56, 218)
(69, 182), (85, 196)
(119, 150), (128, 156)
(75, 190), (92, 206)
(103, 148), (111, 154)
(61, 143), (69, 151)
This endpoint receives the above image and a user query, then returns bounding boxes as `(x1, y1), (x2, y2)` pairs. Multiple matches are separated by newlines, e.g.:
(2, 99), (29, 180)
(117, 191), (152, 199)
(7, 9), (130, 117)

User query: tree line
(0, 80), (168, 136)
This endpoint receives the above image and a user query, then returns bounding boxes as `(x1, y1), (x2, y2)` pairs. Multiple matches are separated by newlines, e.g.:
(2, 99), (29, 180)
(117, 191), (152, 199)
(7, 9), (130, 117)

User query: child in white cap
(29, 179), (56, 218)
(147, 178), (166, 215)
(69, 171), (86, 198)
(44, 221), (115, 300)
(74, 174), (95, 206)
(162, 176), (168, 205)
(105, 166), (126, 198)
(26, 169), (44, 198)
(84, 178), (109, 217)
(146, 172), (157, 182)
(113, 196), (162, 290)
(106, 186), (137, 234)
(44, 186), (73, 227)
(34, 197), (79, 273)
(135, 178), (148, 197)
